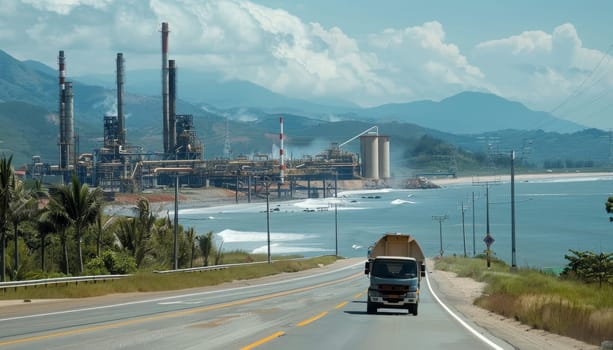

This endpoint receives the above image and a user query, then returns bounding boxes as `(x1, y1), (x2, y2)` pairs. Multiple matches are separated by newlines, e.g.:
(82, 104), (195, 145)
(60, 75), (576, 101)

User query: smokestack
(116, 53), (125, 146)
(161, 22), (170, 154)
(60, 82), (74, 169)
(279, 116), (285, 184)
(58, 50), (73, 169)
(169, 59), (176, 152)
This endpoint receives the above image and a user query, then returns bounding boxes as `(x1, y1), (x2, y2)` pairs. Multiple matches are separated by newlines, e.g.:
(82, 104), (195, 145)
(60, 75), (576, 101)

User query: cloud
(473, 23), (613, 122)
(366, 21), (487, 102)
(1, 1), (611, 127)
(21, 0), (113, 15)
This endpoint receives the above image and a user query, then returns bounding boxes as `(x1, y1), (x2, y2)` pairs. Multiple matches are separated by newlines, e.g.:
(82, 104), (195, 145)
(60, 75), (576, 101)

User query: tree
(48, 176), (102, 273)
(606, 196), (613, 222)
(40, 209), (71, 274)
(36, 215), (56, 272)
(185, 227), (196, 268)
(93, 206), (116, 258)
(198, 232), (214, 266)
(7, 177), (37, 279)
(0, 155), (13, 282)
(562, 249), (613, 287)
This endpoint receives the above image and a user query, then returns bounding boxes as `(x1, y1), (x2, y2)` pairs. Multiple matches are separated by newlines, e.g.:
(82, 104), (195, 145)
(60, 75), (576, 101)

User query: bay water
(179, 175), (613, 269)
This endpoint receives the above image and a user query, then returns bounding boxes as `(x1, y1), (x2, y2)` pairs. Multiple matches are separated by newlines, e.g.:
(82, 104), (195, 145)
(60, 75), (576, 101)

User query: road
(0, 259), (511, 350)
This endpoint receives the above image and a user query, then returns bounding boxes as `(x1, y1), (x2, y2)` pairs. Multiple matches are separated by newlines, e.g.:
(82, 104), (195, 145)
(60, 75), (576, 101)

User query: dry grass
(436, 256), (613, 345)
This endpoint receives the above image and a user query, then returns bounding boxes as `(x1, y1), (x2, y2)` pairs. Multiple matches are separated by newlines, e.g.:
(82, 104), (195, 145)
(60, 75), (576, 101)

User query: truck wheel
(367, 301), (377, 314)
(411, 303), (418, 316)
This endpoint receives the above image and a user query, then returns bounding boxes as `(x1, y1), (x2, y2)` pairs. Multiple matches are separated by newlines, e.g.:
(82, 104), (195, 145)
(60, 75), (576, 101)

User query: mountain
(75, 68), (358, 115)
(0, 49), (606, 172)
(358, 92), (585, 134)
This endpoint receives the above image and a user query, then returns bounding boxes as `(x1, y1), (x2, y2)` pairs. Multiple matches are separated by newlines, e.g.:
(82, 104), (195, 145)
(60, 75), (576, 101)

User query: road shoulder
(428, 265), (599, 350)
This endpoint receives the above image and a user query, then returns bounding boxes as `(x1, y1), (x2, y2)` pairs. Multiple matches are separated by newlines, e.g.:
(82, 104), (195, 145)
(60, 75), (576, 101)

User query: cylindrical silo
(378, 136), (390, 179)
(360, 135), (379, 179)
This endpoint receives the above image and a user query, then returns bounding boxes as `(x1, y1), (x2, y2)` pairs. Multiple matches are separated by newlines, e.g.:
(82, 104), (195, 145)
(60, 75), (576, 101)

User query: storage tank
(378, 136), (390, 179)
(360, 135), (379, 179)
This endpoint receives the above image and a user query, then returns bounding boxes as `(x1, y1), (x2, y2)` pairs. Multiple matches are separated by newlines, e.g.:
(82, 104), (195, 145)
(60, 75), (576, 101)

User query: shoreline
(107, 171), (613, 211)
(428, 171), (613, 187)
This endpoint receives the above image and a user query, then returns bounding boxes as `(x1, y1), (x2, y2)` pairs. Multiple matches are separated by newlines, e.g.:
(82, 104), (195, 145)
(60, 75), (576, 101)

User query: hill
(0, 49), (608, 174)
(358, 92), (584, 134)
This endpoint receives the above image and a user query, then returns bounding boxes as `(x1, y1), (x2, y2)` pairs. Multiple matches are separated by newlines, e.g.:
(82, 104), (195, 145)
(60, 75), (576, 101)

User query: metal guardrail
(0, 275), (131, 292)
(0, 257), (318, 290)
(153, 258), (309, 274)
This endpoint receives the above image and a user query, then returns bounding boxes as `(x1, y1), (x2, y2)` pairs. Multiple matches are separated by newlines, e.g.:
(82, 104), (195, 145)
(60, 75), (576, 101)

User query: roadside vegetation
(435, 254), (613, 346)
(0, 154), (332, 287)
(0, 255), (338, 299)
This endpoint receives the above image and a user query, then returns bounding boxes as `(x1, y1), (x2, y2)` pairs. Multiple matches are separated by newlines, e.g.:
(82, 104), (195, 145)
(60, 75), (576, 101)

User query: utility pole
(432, 215), (448, 256)
(461, 202), (467, 257)
(472, 191), (477, 256)
(173, 175), (178, 270)
(334, 202), (338, 257)
(266, 180), (271, 264)
(511, 150), (517, 271)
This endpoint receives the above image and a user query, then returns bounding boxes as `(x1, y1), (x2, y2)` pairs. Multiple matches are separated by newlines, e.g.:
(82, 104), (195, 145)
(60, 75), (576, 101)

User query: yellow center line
(334, 301), (348, 309)
(240, 331), (285, 350)
(0, 272), (362, 347)
(354, 292), (363, 299)
(296, 311), (328, 327)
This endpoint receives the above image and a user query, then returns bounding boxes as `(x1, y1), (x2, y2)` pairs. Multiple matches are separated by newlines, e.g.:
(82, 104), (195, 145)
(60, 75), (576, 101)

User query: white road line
(0, 260), (365, 323)
(425, 272), (505, 350)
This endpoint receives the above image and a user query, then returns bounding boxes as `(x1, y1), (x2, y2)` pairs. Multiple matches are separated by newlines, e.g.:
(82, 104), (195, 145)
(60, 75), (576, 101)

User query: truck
(364, 233), (426, 316)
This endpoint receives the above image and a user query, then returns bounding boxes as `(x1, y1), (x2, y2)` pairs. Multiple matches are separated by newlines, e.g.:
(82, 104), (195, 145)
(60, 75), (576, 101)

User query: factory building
(26, 22), (391, 199)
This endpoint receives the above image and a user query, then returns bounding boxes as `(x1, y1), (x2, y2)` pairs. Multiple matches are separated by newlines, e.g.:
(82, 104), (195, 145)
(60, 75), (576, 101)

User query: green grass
(0, 255), (340, 300)
(435, 256), (613, 345)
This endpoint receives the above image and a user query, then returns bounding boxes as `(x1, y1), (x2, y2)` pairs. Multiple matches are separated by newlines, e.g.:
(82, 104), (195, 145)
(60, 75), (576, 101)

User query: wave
(217, 229), (317, 243)
(251, 243), (334, 254)
(391, 199), (416, 205)
(337, 188), (395, 197)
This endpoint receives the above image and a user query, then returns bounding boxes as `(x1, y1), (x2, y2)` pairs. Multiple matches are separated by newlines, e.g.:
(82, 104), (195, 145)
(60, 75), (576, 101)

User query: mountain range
(0, 49), (609, 174)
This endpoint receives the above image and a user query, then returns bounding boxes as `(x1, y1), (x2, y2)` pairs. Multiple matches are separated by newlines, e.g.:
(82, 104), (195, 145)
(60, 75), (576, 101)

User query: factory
(26, 23), (391, 199)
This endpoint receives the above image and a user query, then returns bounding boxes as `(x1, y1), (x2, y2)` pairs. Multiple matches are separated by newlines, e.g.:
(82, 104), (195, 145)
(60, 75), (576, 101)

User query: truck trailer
(365, 233), (426, 315)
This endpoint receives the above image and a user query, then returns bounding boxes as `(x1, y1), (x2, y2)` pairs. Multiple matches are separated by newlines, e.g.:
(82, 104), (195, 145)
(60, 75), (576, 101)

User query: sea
(177, 174), (613, 269)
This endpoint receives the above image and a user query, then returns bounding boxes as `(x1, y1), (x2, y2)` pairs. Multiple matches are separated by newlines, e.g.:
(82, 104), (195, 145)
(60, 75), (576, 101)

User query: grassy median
(0, 255), (339, 300)
(435, 256), (613, 346)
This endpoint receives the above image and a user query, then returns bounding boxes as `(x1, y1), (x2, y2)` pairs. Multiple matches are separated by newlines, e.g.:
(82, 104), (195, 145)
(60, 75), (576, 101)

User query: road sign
(483, 233), (495, 248)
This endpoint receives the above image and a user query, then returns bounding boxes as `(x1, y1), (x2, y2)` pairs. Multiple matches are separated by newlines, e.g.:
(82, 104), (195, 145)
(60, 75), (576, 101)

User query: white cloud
(367, 21), (486, 102)
(21, 0), (113, 15)
(473, 23), (613, 125)
(1, 1), (611, 127)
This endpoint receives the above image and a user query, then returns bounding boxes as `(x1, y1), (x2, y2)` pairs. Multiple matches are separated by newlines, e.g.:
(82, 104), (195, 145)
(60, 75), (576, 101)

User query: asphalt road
(0, 259), (511, 350)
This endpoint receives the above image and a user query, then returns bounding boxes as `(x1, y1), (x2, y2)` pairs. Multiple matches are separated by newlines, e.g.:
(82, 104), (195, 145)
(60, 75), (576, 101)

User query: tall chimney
(161, 22), (170, 154)
(169, 59), (177, 152)
(64, 81), (74, 168)
(58, 50), (68, 169)
(116, 53), (125, 146)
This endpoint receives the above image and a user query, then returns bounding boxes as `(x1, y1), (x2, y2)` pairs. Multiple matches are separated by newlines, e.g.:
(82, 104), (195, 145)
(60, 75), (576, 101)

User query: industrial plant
(26, 23), (391, 199)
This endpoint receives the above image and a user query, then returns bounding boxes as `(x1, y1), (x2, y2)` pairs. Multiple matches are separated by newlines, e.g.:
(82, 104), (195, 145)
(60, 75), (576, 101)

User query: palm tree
(185, 227), (196, 268)
(93, 206), (116, 258)
(0, 155), (13, 282)
(36, 214), (56, 272)
(7, 177), (37, 279)
(48, 176), (102, 273)
(198, 231), (214, 266)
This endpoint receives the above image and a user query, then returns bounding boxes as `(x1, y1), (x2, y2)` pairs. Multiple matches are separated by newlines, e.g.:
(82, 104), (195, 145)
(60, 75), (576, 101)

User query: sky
(1, 0), (612, 129)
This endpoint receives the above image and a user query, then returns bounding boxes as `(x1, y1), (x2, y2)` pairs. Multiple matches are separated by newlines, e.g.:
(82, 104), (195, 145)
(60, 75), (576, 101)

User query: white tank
(360, 135), (379, 179)
(378, 136), (390, 179)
